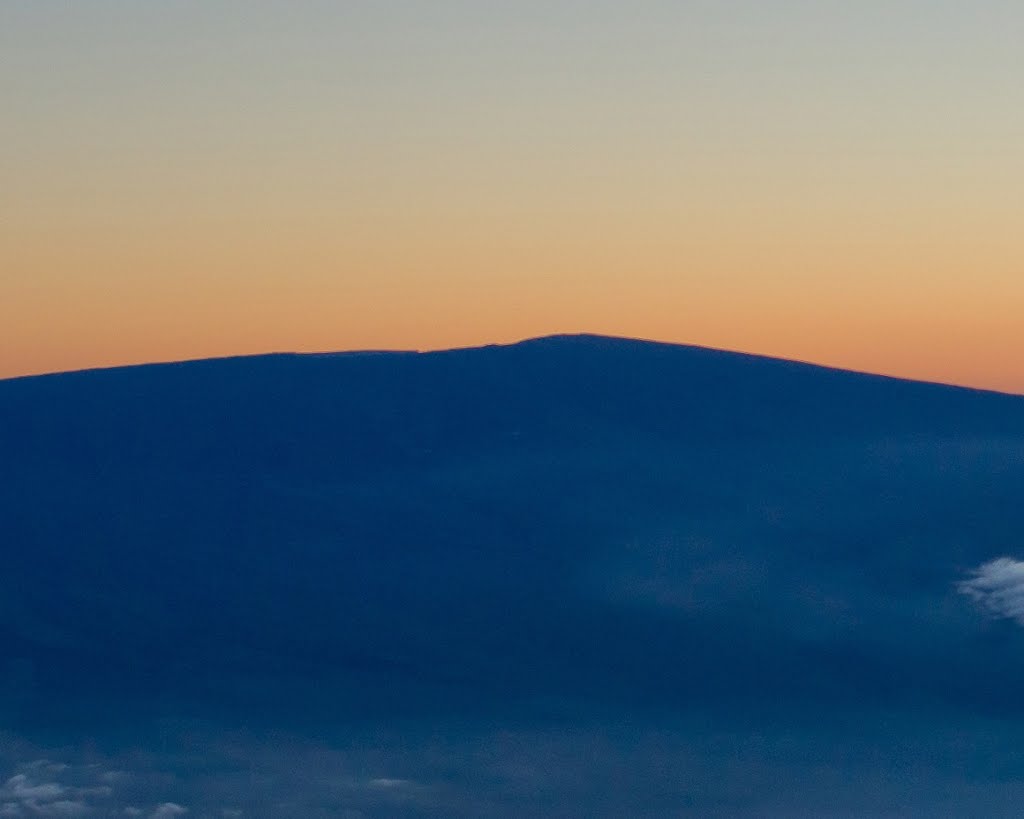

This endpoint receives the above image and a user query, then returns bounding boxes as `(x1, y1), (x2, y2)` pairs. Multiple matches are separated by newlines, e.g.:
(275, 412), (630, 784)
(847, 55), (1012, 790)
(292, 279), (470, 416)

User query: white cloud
(0, 775), (87, 815)
(0, 765), (117, 818)
(959, 558), (1024, 623)
(2, 775), (66, 801)
(150, 804), (187, 818)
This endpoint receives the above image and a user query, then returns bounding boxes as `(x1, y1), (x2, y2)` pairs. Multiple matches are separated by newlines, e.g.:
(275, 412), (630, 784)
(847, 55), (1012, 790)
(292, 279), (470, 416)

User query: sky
(3, 1), (1023, 390)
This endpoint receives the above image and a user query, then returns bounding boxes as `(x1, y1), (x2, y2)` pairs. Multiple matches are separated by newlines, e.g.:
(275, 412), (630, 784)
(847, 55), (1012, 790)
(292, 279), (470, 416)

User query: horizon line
(2, 332), (1022, 399)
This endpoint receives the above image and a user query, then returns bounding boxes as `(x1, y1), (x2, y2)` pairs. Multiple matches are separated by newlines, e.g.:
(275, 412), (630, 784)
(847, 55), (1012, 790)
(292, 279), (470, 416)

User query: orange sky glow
(3, 2), (1022, 392)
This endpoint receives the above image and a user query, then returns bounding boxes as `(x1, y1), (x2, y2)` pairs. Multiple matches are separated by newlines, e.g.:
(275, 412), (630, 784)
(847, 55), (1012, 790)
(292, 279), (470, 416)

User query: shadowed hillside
(3, 334), (1024, 816)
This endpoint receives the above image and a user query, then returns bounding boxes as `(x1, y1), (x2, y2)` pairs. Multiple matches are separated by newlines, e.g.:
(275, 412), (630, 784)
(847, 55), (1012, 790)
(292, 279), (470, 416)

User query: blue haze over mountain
(3, 334), (1024, 816)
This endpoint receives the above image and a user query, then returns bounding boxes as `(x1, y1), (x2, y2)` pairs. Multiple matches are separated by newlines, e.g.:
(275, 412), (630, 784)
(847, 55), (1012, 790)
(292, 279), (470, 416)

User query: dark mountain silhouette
(3, 334), (1024, 816)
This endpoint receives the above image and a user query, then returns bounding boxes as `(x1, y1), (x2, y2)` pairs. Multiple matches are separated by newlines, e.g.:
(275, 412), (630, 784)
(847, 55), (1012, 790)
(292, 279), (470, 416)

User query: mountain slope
(3, 334), (1024, 816)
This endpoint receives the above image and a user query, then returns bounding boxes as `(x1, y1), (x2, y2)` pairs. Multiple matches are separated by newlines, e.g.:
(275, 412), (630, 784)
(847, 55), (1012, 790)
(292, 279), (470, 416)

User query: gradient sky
(3, 1), (1023, 390)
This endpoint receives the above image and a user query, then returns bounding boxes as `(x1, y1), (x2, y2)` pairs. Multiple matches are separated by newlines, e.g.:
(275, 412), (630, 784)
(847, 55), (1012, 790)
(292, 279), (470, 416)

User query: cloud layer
(959, 558), (1024, 624)
(0, 764), (111, 818)
(0, 762), (192, 819)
